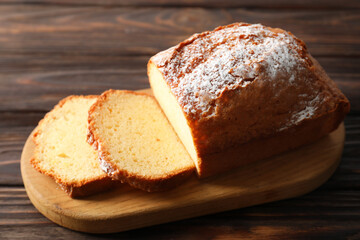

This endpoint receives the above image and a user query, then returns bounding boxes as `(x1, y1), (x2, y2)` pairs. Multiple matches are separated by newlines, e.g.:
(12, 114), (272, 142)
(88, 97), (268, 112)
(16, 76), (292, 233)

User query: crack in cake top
(151, 23), (315, 120)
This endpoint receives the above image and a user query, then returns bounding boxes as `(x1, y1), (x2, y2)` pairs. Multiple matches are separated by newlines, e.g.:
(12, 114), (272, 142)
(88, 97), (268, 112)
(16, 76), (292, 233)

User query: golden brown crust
(198, 100), (349, 177)
(149, 22), (350, 177)
(30, 153), (117, 198)
(87, 89), (194, 192)
(31, 95), (116, 198)
(57, 177), (116, 198)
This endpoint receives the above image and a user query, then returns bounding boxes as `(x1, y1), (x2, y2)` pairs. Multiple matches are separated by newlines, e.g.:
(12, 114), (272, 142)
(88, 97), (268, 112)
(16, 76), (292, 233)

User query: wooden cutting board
(21, 90), (345, 233)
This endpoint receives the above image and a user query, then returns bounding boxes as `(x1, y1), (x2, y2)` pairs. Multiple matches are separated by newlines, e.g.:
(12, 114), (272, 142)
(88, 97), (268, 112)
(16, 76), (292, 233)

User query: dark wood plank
(0, 126), (33, 185)
(1, 187), (360, 239)
(0, 112), (43, 128)
(0, 55), (358, 112)
(325, 116), (360, 191)
(0, 55), (150, 112)
(0, 7), (358, 57)
(1, 0), (360, 9)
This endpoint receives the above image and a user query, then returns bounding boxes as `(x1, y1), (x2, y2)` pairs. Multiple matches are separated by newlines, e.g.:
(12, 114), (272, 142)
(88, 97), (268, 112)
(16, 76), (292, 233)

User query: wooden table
(1, 1), (359, 239)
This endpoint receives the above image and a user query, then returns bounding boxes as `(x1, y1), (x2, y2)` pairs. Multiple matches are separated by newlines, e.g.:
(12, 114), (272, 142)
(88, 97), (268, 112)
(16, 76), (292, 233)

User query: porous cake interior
(90, 91), (194, 178)
(148, 62), (200, 171)
(33, 97), (106, 184)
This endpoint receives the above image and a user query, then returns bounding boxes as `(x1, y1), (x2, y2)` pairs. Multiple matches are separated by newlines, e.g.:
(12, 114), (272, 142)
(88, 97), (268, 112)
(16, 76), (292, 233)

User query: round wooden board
(21, 122), (345, 233)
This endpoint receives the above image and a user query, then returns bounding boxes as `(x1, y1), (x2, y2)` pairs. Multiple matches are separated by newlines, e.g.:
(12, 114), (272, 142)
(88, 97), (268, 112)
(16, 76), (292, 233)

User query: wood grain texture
(2, 0), (360, 9)
(0, 126), (34, 185)
(0, 55), (149, 112)
(20, 122), (345, 233)
(0, 7), (358, 57)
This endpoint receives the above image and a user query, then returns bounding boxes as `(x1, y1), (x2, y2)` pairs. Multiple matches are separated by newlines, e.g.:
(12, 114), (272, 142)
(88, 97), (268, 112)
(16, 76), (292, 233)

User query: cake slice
(31, 96), (115, 198)
(87, 90), (195, 192)
(148, 22), (350, 177)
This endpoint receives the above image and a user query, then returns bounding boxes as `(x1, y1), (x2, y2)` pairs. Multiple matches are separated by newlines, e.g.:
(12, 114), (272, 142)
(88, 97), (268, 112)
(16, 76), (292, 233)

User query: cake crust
(149, 22), (350, 177)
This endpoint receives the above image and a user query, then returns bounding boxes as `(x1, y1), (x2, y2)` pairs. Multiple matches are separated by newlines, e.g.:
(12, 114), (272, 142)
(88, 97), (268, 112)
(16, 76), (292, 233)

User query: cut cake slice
(87, 90), (195, 192)
(31, 96), (115, 197)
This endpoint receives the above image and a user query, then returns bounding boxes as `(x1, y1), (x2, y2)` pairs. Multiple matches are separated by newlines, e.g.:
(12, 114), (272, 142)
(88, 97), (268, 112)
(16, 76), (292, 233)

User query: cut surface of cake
(31, 96), (115, 197)
(148, 22), (350, 177)
(87, 90), (195, 192)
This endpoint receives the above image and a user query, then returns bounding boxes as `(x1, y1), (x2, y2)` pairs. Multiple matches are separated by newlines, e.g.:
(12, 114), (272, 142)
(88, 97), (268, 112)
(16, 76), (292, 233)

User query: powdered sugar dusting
(293, 95), (319, 123)
(152, 23), (319, 123)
